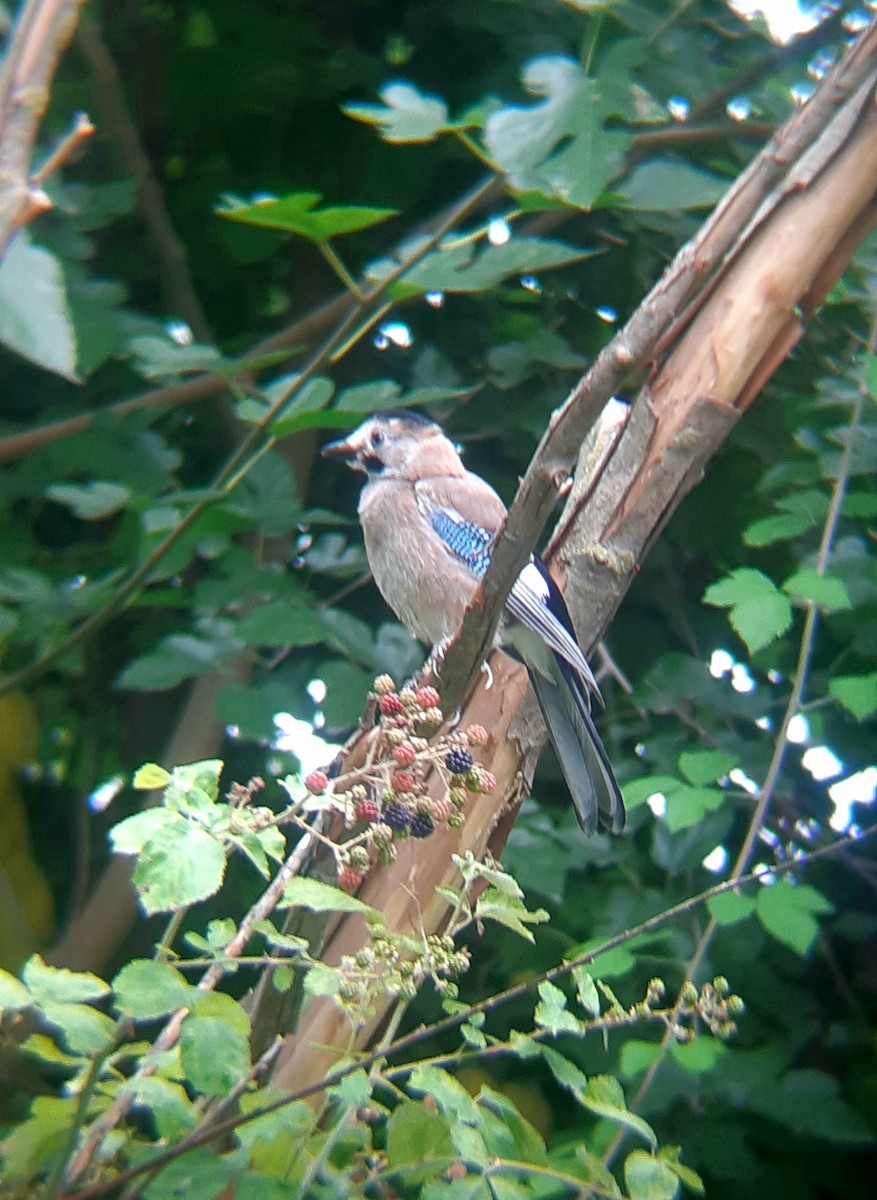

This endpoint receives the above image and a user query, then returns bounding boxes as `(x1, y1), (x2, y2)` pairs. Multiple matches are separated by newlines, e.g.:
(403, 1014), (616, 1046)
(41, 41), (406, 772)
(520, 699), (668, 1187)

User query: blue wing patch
(429, 508), (493, 577)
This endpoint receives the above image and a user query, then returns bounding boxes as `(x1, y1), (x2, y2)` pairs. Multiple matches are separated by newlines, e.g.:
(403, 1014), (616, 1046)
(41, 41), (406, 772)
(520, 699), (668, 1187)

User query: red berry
(392, 770), (415, 794)
(394, 743), (417, 766)
(379, 694), (404, 716)
(355, 797), (380, 823)
(338, 867), (364, 893)
(465, 724), (489, 746)
(477, 769), (497, 794)
(415, 686), (441, 709)
(430, 798), (453, 822)
(305, 770), (329, 794)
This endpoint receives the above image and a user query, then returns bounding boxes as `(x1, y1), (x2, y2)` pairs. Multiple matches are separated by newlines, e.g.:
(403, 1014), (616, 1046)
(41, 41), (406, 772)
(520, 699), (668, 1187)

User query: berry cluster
(308, 675), (498, 895)
(335, 922), (472, 1015)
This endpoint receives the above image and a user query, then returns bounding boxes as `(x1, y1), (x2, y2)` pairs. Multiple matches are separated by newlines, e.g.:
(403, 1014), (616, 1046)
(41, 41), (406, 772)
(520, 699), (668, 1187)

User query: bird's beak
(321, 434), (359, 463)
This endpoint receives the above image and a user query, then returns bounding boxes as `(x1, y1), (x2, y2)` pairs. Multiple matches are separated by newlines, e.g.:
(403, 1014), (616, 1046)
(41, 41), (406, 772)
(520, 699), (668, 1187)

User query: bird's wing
(507, 560), (601, 699)
(414, 474), (506, 577)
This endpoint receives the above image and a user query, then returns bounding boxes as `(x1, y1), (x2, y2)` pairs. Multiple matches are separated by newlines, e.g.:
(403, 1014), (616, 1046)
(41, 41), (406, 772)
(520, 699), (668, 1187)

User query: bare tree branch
(0, 0), (88, 256)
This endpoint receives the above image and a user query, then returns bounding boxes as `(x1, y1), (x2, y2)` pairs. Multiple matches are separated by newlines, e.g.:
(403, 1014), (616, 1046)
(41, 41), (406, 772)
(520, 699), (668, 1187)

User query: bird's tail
(529, 659), (625, 835)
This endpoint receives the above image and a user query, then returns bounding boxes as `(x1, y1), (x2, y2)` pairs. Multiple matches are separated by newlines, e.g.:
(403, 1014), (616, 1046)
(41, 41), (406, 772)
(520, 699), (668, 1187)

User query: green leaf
(659, 1147), (704, 1195)
(743, 512), (812, 547)
(110, 808), (173, 854)
(0, 969), (31, 1010)
(625, 1150), (679, 1200)
(20, 955), (108, 1004)
(143, 1146), (234, 1200)
(132, 819), (227, 915)
(623, 775), (681, 811)
(408, 1065), (480, 1123)
(124, 1076), (197, 1141)
(385, 1100), (454, 1168)
(235, 599), (326, 647)
(133, 763), (172, 790)
(782, 569), (851, 611)
(129, 334), (225, 380)
(45, 480), (131, 520)
(703, 568), (793, 654)
(180, 1013), (251, 1094)
(0, 1095), (76, 1183)
(219, 192), (397, 240)
(474, 888), (549, 942)
(665, 786), (725, 833)
(707, 890), (756, 927)
(621, 161), (724, 211)
(581, 1076), (657, 1148)
(534, 981), (582, 1034)
(829, 672), (877, 721)
(540, 1044), (589, 1097)
(619, 1040), (661, 1080)
(678, 750), (737, 785)
(756, 881), (833, 955)
(397, 236), (592, 295)
(477, 1085), (547, 1163)
(40, 1000), (117, 1054)
(0, 233), (76, 378)
(344, 82), (450, 142)
(670, 1037), (725, 1074)
(280, 876), (377, 916)
(484, 55), (631, 209)
(572, 967), (601, 1017)
(112, 960), (193, 1018)
(303, 964), (344, 996)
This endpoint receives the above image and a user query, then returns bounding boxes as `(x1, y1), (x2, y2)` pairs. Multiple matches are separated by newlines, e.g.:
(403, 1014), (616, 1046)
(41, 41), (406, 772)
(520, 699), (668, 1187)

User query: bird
(322, 410), (624, 835)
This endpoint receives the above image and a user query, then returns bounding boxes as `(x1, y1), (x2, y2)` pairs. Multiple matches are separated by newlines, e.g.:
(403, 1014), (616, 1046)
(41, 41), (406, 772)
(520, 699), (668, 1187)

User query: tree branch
(0, 0), (87, 256)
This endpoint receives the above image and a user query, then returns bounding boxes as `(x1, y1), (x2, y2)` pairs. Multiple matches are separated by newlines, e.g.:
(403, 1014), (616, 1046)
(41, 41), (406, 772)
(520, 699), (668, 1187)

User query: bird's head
(322, 411), (464, 480)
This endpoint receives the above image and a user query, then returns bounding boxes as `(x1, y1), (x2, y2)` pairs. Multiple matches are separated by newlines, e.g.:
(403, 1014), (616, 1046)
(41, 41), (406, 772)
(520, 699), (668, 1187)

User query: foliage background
(0, 0), (875, 1196)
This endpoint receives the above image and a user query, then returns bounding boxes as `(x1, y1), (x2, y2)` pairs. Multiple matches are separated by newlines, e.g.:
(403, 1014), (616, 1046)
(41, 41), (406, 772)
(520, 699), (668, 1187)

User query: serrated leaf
(21, 955), (108, 1004)
(581, 1076), (657, 1148)
(829, 672), (877, 721)
(109, 808), (175, 854)
(219, 192), (396, 240)
(534, 980), (582, 1034)
(625, 1150), (679, 1200)
(45, 480), (131, 520)
(782, 569), (851, 611)
(408, 1065), (480, 1122)
(703, 567), (792, 654)
(112, 959), (193, 1018)
(180, 1013), (251, 1095)
(572, 967), (601, 1017)
(132, 821), (227, 915)
(756, 880), (833, 955)
(280, 876), (377, 916)
(474, 889), (549, 941)
(344, 82), (449, 142)
(124, 1076), (197, 1141)
(385, 1100), (454, 1168)
(0, 970), (31, 1009)
(40, 1000), (116, 1054)
(0, 233), (76, 378)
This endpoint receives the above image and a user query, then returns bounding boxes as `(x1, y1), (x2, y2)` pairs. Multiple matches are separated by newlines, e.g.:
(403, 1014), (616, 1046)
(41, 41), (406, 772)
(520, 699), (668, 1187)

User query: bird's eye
(371, 430), (384, 448)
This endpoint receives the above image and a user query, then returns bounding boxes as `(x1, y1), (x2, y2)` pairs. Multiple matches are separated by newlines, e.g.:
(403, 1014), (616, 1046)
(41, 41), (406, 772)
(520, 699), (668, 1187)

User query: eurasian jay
(322, 411), (624, 835)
